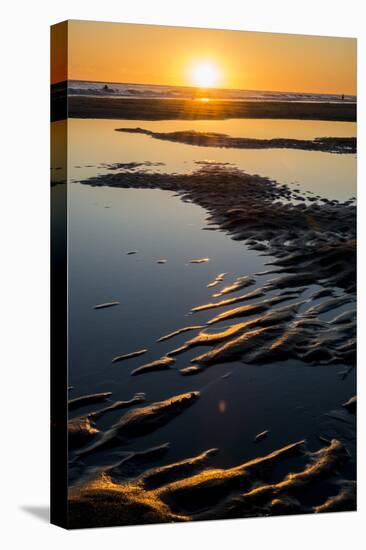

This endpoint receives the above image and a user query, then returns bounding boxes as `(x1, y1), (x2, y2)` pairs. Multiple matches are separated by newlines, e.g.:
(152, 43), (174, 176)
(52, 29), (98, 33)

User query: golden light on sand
(189, 61), (220, 88)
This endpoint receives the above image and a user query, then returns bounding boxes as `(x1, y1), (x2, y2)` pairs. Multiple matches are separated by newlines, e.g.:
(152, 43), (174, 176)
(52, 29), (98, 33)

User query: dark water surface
(67, 181), (355, 476)
(50, 113), (357, 501)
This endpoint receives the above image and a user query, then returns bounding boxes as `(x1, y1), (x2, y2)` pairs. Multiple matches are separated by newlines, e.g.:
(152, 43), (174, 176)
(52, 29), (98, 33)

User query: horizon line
(62, 78), (357, 99)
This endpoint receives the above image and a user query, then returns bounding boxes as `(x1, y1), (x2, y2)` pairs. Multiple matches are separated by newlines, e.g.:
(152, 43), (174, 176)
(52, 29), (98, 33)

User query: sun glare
(189, 61), (220, 88)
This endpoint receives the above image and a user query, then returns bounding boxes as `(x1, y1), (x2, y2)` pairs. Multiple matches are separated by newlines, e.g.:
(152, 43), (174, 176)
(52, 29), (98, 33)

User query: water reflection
(50, 120), (67, 184)
(67, 118), (356, 201)
(62, 114), (356, 485)
(67, 182), (355, 470)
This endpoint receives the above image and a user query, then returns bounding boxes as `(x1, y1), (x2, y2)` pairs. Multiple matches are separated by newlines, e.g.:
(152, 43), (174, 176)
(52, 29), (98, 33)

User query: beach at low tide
(51, 97), (356, 527)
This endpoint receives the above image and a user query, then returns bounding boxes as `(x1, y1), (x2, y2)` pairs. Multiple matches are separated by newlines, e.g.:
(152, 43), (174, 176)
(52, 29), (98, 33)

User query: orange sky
(52, 20), (356, 95)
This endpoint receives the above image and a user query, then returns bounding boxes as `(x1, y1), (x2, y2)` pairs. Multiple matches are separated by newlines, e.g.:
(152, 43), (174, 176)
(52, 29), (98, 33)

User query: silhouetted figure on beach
(341, 94), (345, 101)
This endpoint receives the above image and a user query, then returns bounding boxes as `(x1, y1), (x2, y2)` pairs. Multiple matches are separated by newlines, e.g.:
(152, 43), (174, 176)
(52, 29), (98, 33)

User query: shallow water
(53, 111), (357, 495)
(67, 118), (356, 201)
(67, 182), (355, 474)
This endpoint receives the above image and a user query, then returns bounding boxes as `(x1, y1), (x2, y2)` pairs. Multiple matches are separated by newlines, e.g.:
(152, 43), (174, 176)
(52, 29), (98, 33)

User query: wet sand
(116, 127), (356, 154)
(66, 96), (356, 122)
(81, 164), (356, 293)
(78, 164), (355, 369)
(68, 398), (355, 528)
(63, 92), (357, 529)
(65, 160), (356, 527)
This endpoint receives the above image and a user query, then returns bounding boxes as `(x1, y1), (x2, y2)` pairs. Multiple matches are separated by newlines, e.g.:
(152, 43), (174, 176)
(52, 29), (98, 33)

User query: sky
(51, 20), (356, 95)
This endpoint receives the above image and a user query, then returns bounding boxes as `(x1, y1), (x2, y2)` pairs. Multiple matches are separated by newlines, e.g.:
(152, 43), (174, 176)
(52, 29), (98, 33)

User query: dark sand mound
(98, 161), (165, 171)
(75, 392), (200, 457)
(68, 437), (354, 528)
(87, 393), (146, 420)
(67, 372), (355, 528)
(314, 481), (356, 513)
(116, 127), (356, 154)
(112, 348), (148, 363)
(212, 275), (255, 297)
(68, 417), (99, 449)
(68, 392), (112, 411)
(106, 442), (171, 481)
(71, 164), (356, 527)
(190, 287), (265, 312)
(93, 301), (120, 309)
(79, 164), (355, 373)
(131, 355), (175, 376)
(182, 297), (355, 369)
(207, 272), (227, 288)
(205, 294), (298, 325)
(80, 165), (356, 295)
(68, 393), (146, 449)
(157, 325), (204, 343)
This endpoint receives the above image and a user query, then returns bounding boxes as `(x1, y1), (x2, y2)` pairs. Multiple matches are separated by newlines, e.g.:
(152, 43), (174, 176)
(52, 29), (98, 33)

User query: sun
(189, 61), (220, 88)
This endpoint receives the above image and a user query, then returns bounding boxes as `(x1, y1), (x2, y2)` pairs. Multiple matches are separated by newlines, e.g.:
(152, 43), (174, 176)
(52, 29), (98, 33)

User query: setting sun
(189, 61), (220, 88)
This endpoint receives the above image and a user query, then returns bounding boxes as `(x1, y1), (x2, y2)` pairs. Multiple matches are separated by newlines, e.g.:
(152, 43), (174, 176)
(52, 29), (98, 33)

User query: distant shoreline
(59, 96), (356, 122)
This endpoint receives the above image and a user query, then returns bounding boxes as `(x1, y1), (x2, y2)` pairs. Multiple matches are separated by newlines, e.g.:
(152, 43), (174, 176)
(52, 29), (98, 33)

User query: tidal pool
(51, 111), (356, 496)
(67, 182), (355, 475)
(67, 118), (356, 201)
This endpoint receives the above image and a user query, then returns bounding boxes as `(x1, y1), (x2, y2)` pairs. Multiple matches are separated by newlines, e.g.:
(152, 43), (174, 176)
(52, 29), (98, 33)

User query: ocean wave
(67, 80), (356, 103)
